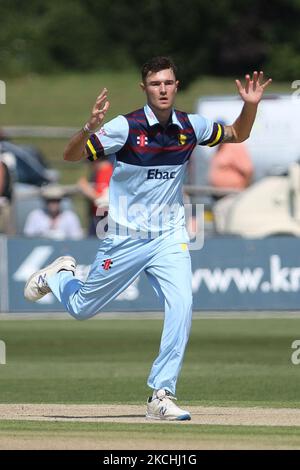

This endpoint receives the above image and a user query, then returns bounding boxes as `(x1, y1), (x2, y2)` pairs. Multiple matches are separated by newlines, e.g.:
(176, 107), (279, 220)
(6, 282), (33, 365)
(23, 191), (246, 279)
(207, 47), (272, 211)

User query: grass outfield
(0, 317), (300, 406)
(1, 316), (300, 449)
(1, 72), (291, 128)
(1, 421), (300, 450)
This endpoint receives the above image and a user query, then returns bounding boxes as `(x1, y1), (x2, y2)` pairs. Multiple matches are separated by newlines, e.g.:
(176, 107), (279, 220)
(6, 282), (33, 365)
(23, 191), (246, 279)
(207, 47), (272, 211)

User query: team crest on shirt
(137, 134), (148, 147)
(178, 134), (187, 145)
(102, 259), (113, 270)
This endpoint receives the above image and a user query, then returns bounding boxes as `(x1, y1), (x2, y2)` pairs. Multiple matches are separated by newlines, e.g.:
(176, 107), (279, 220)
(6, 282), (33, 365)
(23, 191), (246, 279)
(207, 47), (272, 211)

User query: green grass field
(2, 421), (300, 450)
(1, 317), (300, 405)
(1, 316), (300, 449)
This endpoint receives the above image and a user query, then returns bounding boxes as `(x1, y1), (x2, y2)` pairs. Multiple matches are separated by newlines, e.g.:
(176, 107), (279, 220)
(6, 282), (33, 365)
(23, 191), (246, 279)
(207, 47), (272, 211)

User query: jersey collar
(144, 104), (183, 129)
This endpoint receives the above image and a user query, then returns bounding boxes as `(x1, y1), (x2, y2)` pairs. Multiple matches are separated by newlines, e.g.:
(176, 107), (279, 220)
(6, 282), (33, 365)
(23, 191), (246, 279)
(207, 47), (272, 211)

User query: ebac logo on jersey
(147, 169), (176, 180)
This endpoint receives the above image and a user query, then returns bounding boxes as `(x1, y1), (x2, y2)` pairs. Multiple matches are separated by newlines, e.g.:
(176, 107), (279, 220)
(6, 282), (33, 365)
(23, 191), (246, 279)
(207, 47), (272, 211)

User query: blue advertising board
(191, 236), (300, 310)
(2, 236), (300, 312)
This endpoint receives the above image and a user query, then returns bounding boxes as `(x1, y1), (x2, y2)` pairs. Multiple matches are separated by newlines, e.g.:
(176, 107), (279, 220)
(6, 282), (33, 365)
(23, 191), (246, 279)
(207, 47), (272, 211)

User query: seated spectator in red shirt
(78, 157), (113, 236)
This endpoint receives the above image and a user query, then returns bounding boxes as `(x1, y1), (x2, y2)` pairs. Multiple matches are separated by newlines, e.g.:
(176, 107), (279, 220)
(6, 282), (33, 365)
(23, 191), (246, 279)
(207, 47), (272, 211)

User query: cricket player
(24, 57), (271, 421)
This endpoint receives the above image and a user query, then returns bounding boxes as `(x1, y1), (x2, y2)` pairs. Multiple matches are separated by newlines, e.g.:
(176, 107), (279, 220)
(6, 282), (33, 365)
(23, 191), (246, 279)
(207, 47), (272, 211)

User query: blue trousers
(47, 234), (193, 395)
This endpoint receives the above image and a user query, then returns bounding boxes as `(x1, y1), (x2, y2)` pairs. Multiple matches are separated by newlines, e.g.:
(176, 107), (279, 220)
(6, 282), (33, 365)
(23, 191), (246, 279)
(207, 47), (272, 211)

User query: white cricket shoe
(24, 256), (76, 302)
(146, 389), (191, 421)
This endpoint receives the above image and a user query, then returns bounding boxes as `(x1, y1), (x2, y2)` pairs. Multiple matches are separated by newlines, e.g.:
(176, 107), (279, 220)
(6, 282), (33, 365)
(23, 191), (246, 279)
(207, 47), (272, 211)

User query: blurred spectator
(78, 157), (113, 236)
(0, 128), (58, 186)
(23, 186), (83, 240)
(0, 152), (13, 234)
(209, 142), (254, 233)
(0, 129), (7, 141)
(209, 141), (254, 193)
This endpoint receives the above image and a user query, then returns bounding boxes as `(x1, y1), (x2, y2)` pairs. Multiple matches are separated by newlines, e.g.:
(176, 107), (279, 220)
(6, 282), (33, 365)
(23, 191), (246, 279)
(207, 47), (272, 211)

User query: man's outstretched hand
(87, 88), (110, 132)
(63, 88), (110, 161)
(235, 72), (272, 104)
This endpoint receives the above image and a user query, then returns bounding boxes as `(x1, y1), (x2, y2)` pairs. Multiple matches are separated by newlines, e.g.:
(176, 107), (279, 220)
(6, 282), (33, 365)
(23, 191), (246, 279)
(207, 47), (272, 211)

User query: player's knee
(73, 313), (88, 321)
(68, 303), (97, 321)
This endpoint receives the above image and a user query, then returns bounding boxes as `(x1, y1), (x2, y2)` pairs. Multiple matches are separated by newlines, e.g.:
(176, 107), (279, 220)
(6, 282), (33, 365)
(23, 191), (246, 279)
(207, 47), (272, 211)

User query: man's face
(141, 68), (179, 112)
(46, 199), (61, 218)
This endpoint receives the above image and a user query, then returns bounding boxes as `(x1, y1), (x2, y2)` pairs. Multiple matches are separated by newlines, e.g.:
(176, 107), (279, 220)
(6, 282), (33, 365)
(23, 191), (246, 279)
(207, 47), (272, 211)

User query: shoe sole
(24, 256), (76, 301)
(145, 413), (191, 421)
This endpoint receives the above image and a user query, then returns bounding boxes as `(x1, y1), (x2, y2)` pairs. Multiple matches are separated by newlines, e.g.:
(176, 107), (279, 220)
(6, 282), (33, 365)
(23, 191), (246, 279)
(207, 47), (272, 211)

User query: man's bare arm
(63, 88), (110, 162)
(222, 71), (272, 143)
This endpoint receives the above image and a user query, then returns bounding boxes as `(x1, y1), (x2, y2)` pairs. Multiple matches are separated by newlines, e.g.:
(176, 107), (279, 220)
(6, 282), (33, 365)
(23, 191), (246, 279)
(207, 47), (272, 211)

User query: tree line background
(0, 0), (299, 87)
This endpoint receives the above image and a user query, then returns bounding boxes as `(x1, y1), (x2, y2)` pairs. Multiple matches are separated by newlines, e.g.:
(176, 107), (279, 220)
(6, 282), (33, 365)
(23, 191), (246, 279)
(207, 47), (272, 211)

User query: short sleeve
(188, 114), (225, 147)
(86, 115), (129, 161)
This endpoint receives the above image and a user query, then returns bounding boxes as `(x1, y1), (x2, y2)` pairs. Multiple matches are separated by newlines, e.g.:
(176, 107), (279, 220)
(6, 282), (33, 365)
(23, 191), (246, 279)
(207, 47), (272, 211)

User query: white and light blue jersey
(86, 105), (224, 239)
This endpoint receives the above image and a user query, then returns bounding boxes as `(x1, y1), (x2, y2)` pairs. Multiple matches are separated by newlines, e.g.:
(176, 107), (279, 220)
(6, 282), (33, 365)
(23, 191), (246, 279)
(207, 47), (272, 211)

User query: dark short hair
(141, 56), (177, 82)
